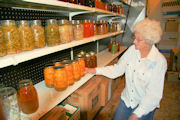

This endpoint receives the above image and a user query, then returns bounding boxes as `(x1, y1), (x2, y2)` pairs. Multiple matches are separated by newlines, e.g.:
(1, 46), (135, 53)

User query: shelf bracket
(69, 11), (94, 21)
(97, 14), (115, 21)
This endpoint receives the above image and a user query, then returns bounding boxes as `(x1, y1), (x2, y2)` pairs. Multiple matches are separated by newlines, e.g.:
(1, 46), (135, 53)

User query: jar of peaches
(71, 60), (81, 81)
(44, 63), (54, 88)
(76, 55), (85, 77)
(62, 62), (74, 85)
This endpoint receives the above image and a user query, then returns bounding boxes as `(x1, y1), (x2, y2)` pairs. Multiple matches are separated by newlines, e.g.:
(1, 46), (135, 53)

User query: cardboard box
(95, 75), (112, 106)
(67, 76), (101, 120)
(169, 49), (180, 71)
(166, 71), (180, 82)
(165, 20), (179, 32)
(40, 106), (66, 120)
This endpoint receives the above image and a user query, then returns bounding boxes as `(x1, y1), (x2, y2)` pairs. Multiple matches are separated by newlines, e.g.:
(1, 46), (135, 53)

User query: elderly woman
(86, 18), (167, 120)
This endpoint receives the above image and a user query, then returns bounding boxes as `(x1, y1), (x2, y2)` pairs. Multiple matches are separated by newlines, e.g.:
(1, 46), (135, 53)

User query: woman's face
(133, 32), (149, 51)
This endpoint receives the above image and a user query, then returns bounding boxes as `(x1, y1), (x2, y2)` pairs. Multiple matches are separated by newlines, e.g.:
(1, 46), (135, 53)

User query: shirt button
(134, 70), (135, 72)
(132, 90), (133, 92)
(139, 60), (140, 62)
(131, 99), (133, 102)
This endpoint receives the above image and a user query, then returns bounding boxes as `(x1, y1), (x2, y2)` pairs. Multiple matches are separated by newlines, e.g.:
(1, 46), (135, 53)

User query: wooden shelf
(20, 46), (128, 120)
(0, 31), (123, 68)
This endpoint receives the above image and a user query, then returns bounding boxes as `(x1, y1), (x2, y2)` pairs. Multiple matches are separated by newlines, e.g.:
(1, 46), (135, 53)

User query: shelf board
(20, 46), (128, 120)
(0, 31), (123, 68)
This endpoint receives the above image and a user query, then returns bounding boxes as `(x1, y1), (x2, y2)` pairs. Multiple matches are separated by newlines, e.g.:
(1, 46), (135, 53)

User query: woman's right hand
(85, 68), (96, 74)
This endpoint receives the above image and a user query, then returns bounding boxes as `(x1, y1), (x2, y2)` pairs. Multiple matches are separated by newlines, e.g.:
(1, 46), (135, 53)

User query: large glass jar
(58, 19), (72, 44)
(84, 53), (91, 68)
(44, 63), (54, 88)
(93, 20), (97, 35)
(97, 20), (104, 35)
(62, 62), (74, 85)
(73, 20), (84, 40)
(77, 56), (85, 77)
(54, 66), (68, 91)
(45, 19), (60, 46)
(0, 87), (20, 120)
(109, 22), (115, 32)
(89, 20), (94, 36)
(71, 60), (81, 81)
(18, 20), (35, 51)
(2, 20), (22, 54)
(111, 41), (117, 54)
(83, 19), (91, 38)
(89, 51), (97, 68)
(31, 20), (45, 48)
(17, 79), (39, 114)
(0, 26), (6, 57)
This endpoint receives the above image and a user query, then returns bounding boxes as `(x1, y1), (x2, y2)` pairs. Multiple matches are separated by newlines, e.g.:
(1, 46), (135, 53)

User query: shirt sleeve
(133, 59), (167, 118)
(96, 46), (133, 79)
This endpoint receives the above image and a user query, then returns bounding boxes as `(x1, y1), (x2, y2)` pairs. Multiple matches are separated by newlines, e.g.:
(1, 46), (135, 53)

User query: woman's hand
(128, 114), (139, 120)
(85, 68), (96, 74)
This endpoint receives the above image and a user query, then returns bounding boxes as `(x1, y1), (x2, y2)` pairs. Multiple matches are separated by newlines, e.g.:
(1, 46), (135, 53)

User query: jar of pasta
(18, 20), (35, 51)
(76, 56), (85, 77)
(71, 60), (81, 81)
(17, 79), (39, 114)
(62, 62), (74, 85)
(74, 20), (84, 40)
(2, 20), (22, 54)
(59, 19), (71, 44)
(31, 20), (45, 48)
(54, 66), (68, 91)
(69, 20), (74, 41)
(0, 26), (6, 57)
(45, 19), (60, 46)
(83, 19), (91, 38)
(44, 63), (54, 88)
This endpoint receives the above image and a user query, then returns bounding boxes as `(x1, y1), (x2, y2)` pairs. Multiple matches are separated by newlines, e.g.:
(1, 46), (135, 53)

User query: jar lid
(19, 20), (29, 25)
(61, 61), (71, 65)
(45, 63), (54, 67)
(77, 54), (82, 58)
(52, 60), (61, 63)
(46, 19), (57, 24)
(53, 66), (64, 69)
(59, 19), (69, 24)
(76, 20), (81, 24)
(1, 20), (15, 26)
(19, 79), (32, 87)
(80, 51), (86, 55)
(71, 60), (78, 63)
(61, 59), (70, 63)
(89, 51), (95, 55)
(32, 20), (41, 25)
(85, 53), (90, 57)
(71, 20), (76, 24)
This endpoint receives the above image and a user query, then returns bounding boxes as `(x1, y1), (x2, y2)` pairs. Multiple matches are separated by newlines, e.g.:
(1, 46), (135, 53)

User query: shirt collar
(146, 45), (158, 62)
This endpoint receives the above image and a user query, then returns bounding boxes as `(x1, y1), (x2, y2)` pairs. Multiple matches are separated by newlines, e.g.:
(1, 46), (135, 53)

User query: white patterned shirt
(96, 45), (167, 118)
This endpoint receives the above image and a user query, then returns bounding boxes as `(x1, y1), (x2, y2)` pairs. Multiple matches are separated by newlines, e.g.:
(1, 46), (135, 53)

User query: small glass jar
(76, 56), (85, 77)
(89, 51), (97, 68)
(17, 79), (39, 114)
(89, 20), (94, 37)
(45, 19), (60, 46)
(117, 23), (121, 32)
(83, 19), (91, 38)
(54, 66), (68, 91)
(109, 22), (115, 32)
(71, 60), (81, 81)
(93, 20), (97, 35)
(2, 20), (22, 54)
(0, 26), (6, 57)
(62, 62), (74, 85)
(73, 20), (84, 40)
(97, 20), (104, 35)
(53, 60), (62, 66)
(84, 53), (91, 68)
(59, 19), (72, 44)
(31, 20), (45, 48)
(0, 87), (20, 120)
(18, 20), (35, 51)
(111, 41), (117, 54)
(44, 63), (54, 88)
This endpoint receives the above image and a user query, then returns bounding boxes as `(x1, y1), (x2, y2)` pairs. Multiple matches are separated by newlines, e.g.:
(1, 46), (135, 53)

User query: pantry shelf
(20, 46), (128, 120)
(0, 31), (124, 68)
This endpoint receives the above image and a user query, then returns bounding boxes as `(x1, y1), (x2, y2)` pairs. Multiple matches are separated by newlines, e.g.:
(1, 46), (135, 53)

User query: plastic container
(45, 19), (60, 46)
(31, 20), (45, 48)
(54, 66), (68, 91)
(17, 79), (39, 114)
(2, 20), (22, 54)
(44, 63), (54, 88)
(18, 20), (35, 51)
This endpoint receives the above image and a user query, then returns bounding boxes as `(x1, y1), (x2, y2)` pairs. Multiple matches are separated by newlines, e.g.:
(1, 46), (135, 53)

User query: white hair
(133, 18), (162, 44)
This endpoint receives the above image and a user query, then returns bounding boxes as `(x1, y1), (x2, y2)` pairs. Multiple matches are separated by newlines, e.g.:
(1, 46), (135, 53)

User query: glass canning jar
(73, 20), (84, 40)
(52, 60), (62, 66)
(71, 60), (81, 81)
(62, 62), (74, 85)
(0, 87), (20, 120)
(0, 26), (6, 57)
(83, 19), (91, 38)
(54, 66), (68, 91)
(2, 20), (22, 54)
(93, 20), (97, 35)
(78, 0), (84, 5)
(76, 56), (85, 77)
(18, 20), (35, 51)
(44, 63), (54, 88)
(17, 79), (39, 114)
(80, 50), (86, 58)
(58, 19), (72, 44)
(97, 20), (104, 35)
(89, 51), (97, 68)
(84, 53), (91, 68)
(109, 22), (115, 32)
(89, 20), (94, 36)
(31, 20), (45, 48)
(45, 19), (60, 46)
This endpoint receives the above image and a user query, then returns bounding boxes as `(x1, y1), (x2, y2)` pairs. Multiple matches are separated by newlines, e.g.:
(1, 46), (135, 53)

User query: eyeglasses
(132, 34), (144, 42)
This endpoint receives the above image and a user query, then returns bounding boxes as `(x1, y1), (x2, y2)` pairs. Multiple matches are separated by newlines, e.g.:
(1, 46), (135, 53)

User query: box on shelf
(60, 104), (80, 120)
(166, 71), (180, 82)
(40, 106), (66, 120)
(67, 76), (101, 120)
(169, 49), (180, 71)
(165, 20), (179, 32)
(95, 75), (112, 106)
